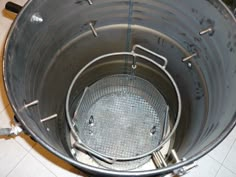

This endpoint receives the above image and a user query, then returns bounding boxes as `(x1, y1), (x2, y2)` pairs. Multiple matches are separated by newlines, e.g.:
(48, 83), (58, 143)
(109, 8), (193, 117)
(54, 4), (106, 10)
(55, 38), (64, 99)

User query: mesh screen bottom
(74, 74), (168, 159)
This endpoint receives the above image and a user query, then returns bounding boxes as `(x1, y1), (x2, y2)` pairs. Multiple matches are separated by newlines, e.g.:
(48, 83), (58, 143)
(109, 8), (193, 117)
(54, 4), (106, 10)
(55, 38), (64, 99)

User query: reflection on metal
(87, 0), (93, 5)
(24, 100), (39, 108)
(71, 148), (77, 157)
(89, 22), (98, 37)
(30, 13), (43, 23)
(182, 53), (197, 62)
(40, 114), (58, 123)
(187, 62), (192, 68)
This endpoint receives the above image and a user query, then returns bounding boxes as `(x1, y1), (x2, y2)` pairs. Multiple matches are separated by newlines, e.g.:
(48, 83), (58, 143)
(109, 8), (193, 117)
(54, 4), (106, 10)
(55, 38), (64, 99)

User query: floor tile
(30, 144), (86, 177)
(0, 138), (27, 177)
(223, 140), (236, 174)
(15, 134), (37, 152)
(0, 94), (36, 151)
(7, 153), (56, 177)
(216, 166), (236, 177)
(209, 127), (236, 163)
(183, 155), (221, 177)
(0, 105), (13, 128)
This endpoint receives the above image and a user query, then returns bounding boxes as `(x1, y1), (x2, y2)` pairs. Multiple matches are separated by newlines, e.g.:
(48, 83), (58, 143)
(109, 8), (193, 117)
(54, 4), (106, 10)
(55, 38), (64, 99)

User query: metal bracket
(164, 150), (198, 176)
(0, 126), (23, 137)
(173, 162), (198, 176)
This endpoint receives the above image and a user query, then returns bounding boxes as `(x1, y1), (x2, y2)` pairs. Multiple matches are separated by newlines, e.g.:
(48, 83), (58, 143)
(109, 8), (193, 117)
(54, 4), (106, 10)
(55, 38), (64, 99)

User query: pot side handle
(5, 1), (22, 14)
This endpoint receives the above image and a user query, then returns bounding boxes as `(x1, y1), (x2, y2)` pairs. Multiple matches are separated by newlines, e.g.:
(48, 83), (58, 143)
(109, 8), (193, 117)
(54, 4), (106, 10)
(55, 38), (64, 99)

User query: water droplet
(188, 62), (192, 68)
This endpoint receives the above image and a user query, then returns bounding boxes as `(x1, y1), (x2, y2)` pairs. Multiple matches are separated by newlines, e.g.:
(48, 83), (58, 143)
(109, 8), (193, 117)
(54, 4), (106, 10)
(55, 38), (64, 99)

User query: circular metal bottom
(74, 74), (168, 160)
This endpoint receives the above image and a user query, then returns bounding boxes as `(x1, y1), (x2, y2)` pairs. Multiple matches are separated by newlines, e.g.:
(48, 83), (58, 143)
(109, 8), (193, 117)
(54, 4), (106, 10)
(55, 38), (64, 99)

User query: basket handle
(132, 45), (168, 68)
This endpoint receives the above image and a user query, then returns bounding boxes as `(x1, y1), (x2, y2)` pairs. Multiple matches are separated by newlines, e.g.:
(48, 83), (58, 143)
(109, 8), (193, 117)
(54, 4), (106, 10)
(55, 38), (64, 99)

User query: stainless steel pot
(3, 0), (236, 176)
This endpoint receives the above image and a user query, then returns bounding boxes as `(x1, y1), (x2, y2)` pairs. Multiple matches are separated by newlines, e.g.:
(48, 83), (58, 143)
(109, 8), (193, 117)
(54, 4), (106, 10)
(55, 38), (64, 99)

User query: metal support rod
(171, 149), (181, 163)
(199, 27), (213, 35)
(132, 55), (137, 69)
(157, 151), (167, 167)
(73, 87), (89, 119)
(24, 100), (39, 108)
(40, 114), (57, 123)
(182, 53), (197, 62)
(87, 0), (93, 5)
(162, 106), (169, 140)
(89, 22), (98, 37)
(152, 152), (163, 168)
(152, 151), (167, 168)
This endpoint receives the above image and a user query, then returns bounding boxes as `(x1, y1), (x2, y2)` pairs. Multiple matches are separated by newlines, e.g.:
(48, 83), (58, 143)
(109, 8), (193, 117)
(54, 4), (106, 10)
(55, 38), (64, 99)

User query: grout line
(0, 104), (10, 114)
(222, 138), (236, 164)
(214, 164), (223, 177)
(13, 137), (37, 152)
(6, 150), (29, 177)
(207, 155), (222, 164)
(208, 131), (236, 166)
(223, 165), (236, 175)
(205, 155), (222, 177)
(29, 144), (59, 177)
(29, 153), (57, 177)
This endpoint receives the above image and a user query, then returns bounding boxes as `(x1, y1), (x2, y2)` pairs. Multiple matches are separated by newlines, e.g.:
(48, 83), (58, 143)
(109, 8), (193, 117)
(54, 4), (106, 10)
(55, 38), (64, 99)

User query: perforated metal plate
(74, 74), (168, 159)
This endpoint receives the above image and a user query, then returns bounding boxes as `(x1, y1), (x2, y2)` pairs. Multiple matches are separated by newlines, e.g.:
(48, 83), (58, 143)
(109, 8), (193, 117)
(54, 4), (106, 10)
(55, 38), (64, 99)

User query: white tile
(30, 144), (86, 177)
(7, 153), (56, 177)
(209, 127), (236, 163)
(0, 138), (27, 177)
(0, 105), (13, 128)
(15, 134), (36, 152)
(223, 140), (236, 174)
(0, 105), (36, 151)
(216, 166), (236, 177)
(184, 155), (221, 177)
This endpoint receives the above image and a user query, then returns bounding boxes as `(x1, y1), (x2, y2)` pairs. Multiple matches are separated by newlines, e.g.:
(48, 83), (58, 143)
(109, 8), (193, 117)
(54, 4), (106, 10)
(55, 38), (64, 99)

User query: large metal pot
(3, 0), (236, 176)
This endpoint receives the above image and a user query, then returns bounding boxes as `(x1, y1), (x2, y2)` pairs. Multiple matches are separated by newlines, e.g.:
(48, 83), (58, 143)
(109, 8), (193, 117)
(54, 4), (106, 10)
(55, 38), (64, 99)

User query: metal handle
(0, 126), (22, 137)
(132, 45), (168, 68)
(0, 128), (11, 136)
(5, 1), (22, 14)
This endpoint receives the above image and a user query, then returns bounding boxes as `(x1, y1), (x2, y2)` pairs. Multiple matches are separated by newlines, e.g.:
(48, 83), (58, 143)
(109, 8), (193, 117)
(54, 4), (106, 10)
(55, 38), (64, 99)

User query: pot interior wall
(4, 0), (236, 175)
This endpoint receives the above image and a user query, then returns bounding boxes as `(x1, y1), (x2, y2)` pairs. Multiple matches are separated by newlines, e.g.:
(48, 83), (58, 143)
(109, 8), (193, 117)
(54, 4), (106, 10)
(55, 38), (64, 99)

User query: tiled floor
(0, 1), (236, 177)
